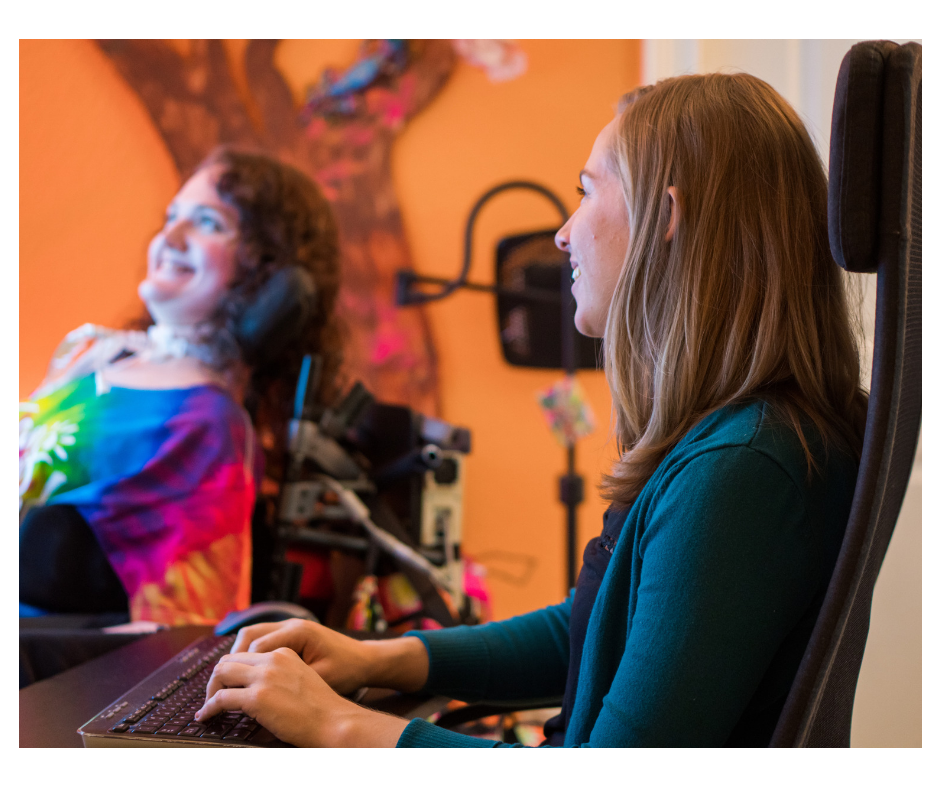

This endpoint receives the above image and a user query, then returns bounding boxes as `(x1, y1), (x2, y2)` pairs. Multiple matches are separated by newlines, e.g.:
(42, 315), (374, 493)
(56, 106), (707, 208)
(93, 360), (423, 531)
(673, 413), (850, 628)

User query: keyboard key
(131, 725), (160, 734)
(223, 728), (253, 741)
(109, 723), (130, 733)
(125, 702), (156, 722)
(178, 725), (206, 737)
(158, 725), (183, 734)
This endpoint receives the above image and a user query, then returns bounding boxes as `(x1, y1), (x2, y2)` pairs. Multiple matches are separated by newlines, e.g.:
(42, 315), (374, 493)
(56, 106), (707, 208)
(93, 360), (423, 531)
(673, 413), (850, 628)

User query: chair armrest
(434, 696), (564, 729)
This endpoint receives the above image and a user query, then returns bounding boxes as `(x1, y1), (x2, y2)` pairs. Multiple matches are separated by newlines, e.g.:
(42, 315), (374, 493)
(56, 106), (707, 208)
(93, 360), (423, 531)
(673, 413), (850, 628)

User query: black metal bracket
(395, 180), (569, 306)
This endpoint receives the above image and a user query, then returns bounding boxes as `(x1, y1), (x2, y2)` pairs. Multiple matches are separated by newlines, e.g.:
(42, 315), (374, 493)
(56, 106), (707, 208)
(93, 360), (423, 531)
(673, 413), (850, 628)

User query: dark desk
(19, 626), (445, 748)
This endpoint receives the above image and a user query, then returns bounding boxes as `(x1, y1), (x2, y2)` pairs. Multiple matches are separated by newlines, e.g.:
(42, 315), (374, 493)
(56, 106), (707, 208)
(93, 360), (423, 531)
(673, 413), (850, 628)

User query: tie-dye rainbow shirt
(20, 367), (259, 626)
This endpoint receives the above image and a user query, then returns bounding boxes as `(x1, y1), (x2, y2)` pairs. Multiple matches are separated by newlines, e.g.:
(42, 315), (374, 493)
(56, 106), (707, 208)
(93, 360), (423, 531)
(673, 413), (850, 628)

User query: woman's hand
(229, 619), (374, 695)
(196, 648), (408, 747)
(229, 618), (430, 695)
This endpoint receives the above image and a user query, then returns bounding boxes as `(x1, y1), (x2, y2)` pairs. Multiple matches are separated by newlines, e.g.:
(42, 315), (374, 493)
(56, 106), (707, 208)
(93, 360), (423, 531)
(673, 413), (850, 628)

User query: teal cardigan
(397, 401), (857, 747)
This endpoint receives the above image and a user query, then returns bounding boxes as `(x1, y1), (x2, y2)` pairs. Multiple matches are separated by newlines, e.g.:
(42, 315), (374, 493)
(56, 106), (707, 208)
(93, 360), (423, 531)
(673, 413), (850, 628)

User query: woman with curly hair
(19, 148), (342, 627)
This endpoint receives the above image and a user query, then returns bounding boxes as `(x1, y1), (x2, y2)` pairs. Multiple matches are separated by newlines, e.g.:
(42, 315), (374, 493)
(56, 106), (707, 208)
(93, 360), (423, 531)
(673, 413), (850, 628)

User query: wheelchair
(20, 358), (474, 627)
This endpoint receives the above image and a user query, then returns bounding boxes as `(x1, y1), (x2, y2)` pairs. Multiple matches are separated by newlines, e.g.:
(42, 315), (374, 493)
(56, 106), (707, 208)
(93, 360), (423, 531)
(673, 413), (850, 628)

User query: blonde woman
(196, 74), (867, 747)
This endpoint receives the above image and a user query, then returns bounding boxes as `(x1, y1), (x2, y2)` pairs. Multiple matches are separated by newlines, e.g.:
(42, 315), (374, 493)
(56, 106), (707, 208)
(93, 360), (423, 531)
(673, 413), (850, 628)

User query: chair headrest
(828, 40), (922, 273)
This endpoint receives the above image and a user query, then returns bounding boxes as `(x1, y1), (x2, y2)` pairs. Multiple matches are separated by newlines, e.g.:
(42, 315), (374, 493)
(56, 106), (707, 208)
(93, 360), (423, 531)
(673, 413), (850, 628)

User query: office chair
(435, 40), (923, 745)
(769, 39), (922, 747)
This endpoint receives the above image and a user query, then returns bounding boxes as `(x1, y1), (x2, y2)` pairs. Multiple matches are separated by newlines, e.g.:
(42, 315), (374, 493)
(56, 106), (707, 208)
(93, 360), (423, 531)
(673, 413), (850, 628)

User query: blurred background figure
(19, 148), (342, 627)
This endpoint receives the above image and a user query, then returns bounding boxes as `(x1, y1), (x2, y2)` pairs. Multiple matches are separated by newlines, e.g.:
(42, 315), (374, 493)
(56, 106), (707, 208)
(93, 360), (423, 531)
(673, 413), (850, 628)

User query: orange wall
(20, 40), (641, 620)
(20, 39), (180, 397)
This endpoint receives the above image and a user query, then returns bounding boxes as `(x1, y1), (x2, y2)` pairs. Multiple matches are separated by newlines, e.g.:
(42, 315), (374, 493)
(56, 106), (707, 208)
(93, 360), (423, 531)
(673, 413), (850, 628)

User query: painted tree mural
(98, 39), (455, 416)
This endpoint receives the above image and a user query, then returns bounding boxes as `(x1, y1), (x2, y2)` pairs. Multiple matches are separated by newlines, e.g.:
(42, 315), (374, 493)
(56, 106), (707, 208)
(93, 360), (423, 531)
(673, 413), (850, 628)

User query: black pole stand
(559, 258), (584, 592)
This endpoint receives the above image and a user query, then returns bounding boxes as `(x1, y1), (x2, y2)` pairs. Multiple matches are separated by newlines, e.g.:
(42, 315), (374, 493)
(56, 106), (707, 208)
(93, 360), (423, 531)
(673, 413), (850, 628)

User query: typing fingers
(196, 686), (254, 722)
(245, 619), (323, 661)
(230, 622), (282, 653)
(201, 653), (265, 713)
(246, 627), (307, 656)
(196, 647), (363, 746)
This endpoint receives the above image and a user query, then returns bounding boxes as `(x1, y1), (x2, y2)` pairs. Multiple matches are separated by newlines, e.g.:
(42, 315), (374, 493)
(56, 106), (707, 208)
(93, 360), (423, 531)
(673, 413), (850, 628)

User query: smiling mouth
(571, 265), (581, 282)
(155, 259), (196, 278)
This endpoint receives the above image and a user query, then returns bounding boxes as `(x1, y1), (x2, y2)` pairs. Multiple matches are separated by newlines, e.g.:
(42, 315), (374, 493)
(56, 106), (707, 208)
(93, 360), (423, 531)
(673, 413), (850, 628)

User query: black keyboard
(79, 634), (288, 748)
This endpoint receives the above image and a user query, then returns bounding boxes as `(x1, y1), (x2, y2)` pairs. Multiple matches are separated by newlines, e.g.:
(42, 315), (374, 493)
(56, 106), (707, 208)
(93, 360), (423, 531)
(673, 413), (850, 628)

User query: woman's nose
(555, 218), (572, 252)
(163, 219), (187, 250)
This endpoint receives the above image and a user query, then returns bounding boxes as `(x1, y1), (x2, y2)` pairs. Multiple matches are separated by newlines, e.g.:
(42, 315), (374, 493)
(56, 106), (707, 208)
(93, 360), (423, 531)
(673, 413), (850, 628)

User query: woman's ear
(665, 186), (680, 242)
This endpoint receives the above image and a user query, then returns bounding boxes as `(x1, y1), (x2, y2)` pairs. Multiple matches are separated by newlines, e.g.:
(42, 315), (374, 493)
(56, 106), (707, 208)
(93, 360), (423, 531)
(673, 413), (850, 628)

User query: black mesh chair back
(770, 40), (922, 747)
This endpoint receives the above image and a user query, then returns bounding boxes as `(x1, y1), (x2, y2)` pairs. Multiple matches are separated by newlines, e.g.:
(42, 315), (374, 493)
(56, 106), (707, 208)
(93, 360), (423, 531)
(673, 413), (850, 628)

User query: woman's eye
(576, 186), (586, 197)
(198, 215), (223, 232)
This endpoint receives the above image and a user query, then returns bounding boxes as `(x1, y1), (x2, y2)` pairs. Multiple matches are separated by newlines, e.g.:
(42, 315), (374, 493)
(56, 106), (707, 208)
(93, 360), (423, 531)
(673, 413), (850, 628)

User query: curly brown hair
(197, 147), (345, 477)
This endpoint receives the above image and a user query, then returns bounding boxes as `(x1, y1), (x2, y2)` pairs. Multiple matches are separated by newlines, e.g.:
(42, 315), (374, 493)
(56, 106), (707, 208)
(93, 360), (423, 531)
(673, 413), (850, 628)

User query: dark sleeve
(577, 447), (815, 747)
(396, 597), (571, 748)
(399, 446), (819, 748)
(406, 595), (572, 703)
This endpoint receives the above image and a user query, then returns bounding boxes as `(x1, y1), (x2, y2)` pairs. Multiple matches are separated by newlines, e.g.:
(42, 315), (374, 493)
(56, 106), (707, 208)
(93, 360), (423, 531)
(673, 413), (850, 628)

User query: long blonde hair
(602, 73), (868, 507)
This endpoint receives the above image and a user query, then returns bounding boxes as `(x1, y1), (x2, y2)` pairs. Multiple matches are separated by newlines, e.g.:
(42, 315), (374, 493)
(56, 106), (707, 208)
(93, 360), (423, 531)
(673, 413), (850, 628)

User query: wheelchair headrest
(234, 266), (317, 367)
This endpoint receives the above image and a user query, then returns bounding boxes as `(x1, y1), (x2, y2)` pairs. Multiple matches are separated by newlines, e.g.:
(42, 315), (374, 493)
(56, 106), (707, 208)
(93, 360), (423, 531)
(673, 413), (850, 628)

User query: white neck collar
(143, 324), (216, 365)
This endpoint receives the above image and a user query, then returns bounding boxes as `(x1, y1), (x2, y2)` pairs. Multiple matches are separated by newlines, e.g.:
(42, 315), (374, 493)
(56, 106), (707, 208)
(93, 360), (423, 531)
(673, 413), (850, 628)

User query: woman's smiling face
(555, 117), (631, 338)
(140, 165), (240, 328)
